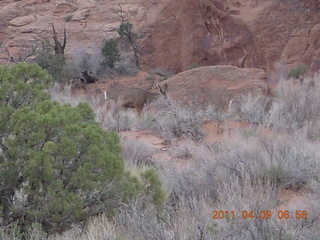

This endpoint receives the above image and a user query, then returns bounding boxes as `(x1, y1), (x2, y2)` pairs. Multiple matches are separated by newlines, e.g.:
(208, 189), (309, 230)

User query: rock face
(0, 0), (320, 76)
(141, 0), (265, 72)
(162, 66), (268, 110)
(281, 24), (320, 75)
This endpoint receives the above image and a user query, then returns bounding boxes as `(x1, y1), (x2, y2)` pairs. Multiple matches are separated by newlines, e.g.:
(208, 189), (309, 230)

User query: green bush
(64, 14), (73, 22)
(101, 39), (120, 68)
(262, 165), (285, 186)
(0, 63), (144, 236)
(287, 64), (308, 79)
(188, 62), (201, 70)
(141, 169), (166, 209)
(118, 22), (135, 38)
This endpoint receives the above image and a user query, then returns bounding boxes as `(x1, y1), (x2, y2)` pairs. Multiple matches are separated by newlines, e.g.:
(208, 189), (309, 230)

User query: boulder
(54, 3), (77, 15)
(163, 65), (268, 110)
(9, 15), (36, 27)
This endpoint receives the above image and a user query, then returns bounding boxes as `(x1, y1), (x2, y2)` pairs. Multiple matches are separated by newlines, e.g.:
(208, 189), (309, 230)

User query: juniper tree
(0, 63), (150, 236)
(101, 39), (121, 68)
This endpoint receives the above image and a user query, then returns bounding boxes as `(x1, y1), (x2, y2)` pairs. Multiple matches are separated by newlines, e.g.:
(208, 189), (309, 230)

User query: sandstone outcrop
(162, 65), (268, 110)
(281, 23), (320, 75)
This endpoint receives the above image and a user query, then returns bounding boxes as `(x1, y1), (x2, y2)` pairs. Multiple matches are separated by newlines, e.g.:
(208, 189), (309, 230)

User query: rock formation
(0, 0), (320, 76)
(162, 65), (268, 110)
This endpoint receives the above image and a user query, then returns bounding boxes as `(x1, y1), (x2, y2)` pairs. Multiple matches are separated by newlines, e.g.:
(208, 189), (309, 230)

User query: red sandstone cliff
(0, 0), (320, 76)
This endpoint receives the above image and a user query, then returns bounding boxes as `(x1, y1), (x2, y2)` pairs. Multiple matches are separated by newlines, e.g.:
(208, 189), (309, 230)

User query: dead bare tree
(52, 24), (66, 55)
(117, 4), (140, 68)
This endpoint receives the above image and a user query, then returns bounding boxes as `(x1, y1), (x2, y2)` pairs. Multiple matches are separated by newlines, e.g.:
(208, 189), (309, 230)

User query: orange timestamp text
(212, 210), (308, 220)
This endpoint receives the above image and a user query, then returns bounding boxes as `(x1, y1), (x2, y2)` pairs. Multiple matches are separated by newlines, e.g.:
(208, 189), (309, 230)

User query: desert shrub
(48, 82), (104, 111)
(69, 42), (105, 76)
(239, 94), (271, 124)
(115, 193), (217, 240)
(101, 38), (120, 68)
(64, 14), (73, 22)
(100, 103), (139, 132)
(115, 201), (174, 240)
(287, 64), (308, 79)
(115, 62), (138, 76)
(48, 214), (116, 240)
(180, 128), (320, 239)
(188, 62), (201, 69)
(167, 168), (218, 208)
(216, 131), (319, 191)
(267, 80), (320, 132)
(138, 99), (206, 142)
(169, 142), (194, 160)
(77, 52), (100, 75)
(120, 137), (155, 167)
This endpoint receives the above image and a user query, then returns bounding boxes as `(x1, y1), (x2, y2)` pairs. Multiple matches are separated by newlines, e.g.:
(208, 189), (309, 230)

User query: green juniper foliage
(101, 39), (121, 68)
(287, 64), (308, 79)
(141, 169), (165, 209)
(0, 63), (157, 236)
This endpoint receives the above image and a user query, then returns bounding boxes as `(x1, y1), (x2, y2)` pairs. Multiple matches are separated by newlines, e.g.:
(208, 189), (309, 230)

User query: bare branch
(62, 28), (67, 50)
(52, 24), (66, 55)
(117, 4), (140, 68)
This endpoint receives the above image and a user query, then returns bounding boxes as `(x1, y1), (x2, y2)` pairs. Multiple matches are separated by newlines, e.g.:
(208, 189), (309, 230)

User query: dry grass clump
(99, 104), (139, 132)
(48, 82), (101, 109)
(47, 215), (116, 240)
(120, 137), (156, 167)
(49, 87), (140, 132)
(236, 78), (320, 134)
(168, 141), (206, 161)
(48, 83), (79, 106)
(267, 79), (320, 132)
(238, 93), (272, 124)
(218, 130), (319, 190)
(137, 98), (220, 142)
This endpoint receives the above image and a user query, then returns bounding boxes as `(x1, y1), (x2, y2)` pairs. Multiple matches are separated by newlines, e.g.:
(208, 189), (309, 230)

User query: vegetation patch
(0, 63), (164, 237)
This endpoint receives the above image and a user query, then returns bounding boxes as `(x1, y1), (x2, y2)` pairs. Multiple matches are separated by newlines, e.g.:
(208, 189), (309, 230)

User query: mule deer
(102, 83), (168, 116)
